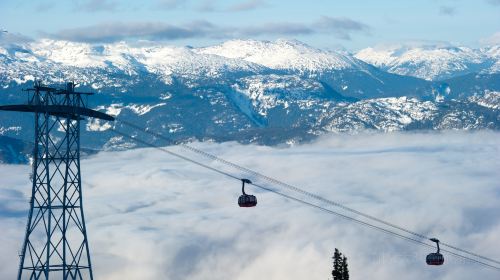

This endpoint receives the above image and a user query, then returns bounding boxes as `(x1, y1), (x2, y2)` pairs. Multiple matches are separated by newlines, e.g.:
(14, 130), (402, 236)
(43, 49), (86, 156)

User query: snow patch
(126, 103), (166, 116)
(106, 104), (123, 117)
(87, 119), (112, 131)
(0, 126), (21, 135)
(160, 92), (172, 100)
(469, 91), (500, 109)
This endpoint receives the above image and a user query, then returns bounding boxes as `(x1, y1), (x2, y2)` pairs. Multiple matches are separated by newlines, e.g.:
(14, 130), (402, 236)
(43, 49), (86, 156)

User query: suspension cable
(111, 127), (500, 272)
(116, 118), (500, 266)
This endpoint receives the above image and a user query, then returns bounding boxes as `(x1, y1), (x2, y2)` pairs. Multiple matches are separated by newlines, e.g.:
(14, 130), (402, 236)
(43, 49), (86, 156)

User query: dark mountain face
(437, 73), (500, 99)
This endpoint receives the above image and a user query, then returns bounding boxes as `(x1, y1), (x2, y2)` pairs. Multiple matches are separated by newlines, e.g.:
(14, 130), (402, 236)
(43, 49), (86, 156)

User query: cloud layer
(49, 16), (369, 43)
(439, 6), (456, 16)
(75, 0), (117, 12)
(0, 131), (499, 279)
(481, 31), (500, 45)
(51, 21), (217, 43)
(227, 0), (266, 12)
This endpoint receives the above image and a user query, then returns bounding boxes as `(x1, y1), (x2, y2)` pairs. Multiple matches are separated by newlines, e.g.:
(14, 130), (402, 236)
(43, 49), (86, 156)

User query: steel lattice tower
(0, 82), (114, 280)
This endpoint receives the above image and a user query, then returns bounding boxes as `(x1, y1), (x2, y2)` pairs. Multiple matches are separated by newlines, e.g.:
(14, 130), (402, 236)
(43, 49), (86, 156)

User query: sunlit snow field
(1, 131), (499, 280)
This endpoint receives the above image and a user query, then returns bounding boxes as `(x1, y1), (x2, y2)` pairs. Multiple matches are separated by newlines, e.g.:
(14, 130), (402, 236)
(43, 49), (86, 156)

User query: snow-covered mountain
(0, 39), (268, 87)
(0, 38), (499, 163)
(485, 46), (500, 73)
(0, 38), (436, 100)
(355, 44), (499, 81)
(198, 39), (361, 72)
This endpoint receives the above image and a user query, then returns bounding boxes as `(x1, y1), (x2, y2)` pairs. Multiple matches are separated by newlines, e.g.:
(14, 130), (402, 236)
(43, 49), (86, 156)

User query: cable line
(116, 118), (500, 267)
(112, 130), (240, 181)
(251, 182), (500, 271)
(111, 127), (500, 272)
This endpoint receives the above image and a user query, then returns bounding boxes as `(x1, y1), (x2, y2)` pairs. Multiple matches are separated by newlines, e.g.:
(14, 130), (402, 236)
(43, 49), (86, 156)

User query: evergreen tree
(332, 248), (342, 280)
(332, 248), (350, 280)
(342, 256), (349, 280)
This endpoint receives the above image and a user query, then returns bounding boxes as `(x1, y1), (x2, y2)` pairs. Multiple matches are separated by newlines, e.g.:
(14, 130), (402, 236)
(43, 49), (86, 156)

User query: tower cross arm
(0, 104), (115, 121)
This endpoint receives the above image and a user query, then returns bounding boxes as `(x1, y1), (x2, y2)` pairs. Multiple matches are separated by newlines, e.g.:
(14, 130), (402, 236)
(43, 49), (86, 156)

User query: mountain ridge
(0, 38), (499, 163)
(355, 43), (499, 81)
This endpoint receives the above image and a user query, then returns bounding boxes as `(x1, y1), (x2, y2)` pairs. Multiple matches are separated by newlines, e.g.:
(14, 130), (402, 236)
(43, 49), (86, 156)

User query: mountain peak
(198, 38), (359, 72)
(354, 43), (498, 80)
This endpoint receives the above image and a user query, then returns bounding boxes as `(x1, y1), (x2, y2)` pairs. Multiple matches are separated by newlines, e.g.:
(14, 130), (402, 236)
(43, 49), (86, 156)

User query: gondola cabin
(238, 179), (257, 207)
(238, 194), (257, 207)
(426, 253), (444, 265)
(426, 238), (444, 266)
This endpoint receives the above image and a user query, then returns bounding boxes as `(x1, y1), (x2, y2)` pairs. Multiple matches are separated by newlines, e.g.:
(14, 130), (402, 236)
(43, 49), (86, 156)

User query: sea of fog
(0, 131), (499, 280)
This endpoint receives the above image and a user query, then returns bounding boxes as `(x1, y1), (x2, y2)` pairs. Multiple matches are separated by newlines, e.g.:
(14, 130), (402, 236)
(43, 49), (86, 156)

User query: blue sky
(0, 0), (499, 50)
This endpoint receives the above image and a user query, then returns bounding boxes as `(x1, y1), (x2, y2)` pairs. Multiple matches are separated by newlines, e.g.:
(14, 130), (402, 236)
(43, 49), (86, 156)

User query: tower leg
(18, 109), (93, 279)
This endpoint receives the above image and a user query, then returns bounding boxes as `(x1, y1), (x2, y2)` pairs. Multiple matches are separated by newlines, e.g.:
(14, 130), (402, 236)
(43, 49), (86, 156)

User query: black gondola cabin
(238, 179), (257, 207)
(426, 238), (444, 266)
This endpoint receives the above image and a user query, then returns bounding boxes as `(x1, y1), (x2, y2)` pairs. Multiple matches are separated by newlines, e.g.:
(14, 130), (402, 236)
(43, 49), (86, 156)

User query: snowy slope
(0, 38), (436, 99)
(198, 39), (364, 73)
(4, 38), (363, 74)
(0, 39), (267, 87)
(1, 38), (499, 87)
(484, 46), (500, 73)
(0, 38), (499, 161)
(29, 39), (267, 76)
(355, 44), (497, 81)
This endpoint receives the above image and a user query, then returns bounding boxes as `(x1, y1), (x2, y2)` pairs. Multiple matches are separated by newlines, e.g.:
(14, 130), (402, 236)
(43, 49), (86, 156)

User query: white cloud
(227, 0), (266, 12)
(481, 31), (500, 45)
(439, 6), (456, 16)
(0, 131), (499, 279)
(50, 16), (369, 43)
(155, 0), (186, 9)
(486, 0), (500, 6)
(74, 0), (118, 12)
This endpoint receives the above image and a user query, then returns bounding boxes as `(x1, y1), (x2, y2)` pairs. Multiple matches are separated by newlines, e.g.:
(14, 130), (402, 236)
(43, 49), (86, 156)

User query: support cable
(111, 127), (500, 272)
(116, 119), (500, 267)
